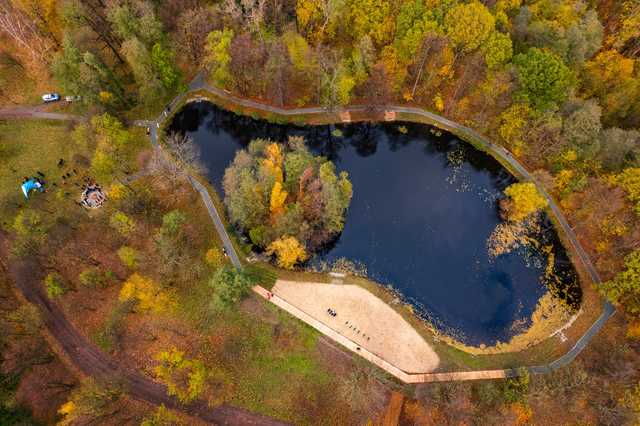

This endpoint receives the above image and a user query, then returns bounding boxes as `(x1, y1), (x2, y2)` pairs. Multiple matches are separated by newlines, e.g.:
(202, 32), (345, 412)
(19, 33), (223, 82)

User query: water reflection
(169, 101), (580, 346)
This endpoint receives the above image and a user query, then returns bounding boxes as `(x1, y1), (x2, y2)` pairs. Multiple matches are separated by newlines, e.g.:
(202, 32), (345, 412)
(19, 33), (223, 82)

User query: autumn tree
(57, 379), (124, 426)
(502, 182), (548, 221)
(394, 0), (439, 62)
(120, 37), (163, 103)
(444, 1), (495, 54)
(119, 273), (176, 314)
(174, 6), (219, 64)
(498, 103), (533, 155)
(346, 0), (395, 46)
(52, 36), (127, 107)
(296, 0), (342, 42)
(89, 114), (141, 182)
(562, 98), (602, 160)
(229, 33), (267, 97)
(162, 132), (205, 189)
(600, 250), (640, 315)
(106, 1), (162, 47)
(151, 42), (184, 93)
(206, 28), (234, 88)
(583, 50), (640, 127)
(209, 265), (255, 308)
(155, 210), (190, 276)
(154, 348), (208, 404)
(482, 31), (513, 69)
(598, 128), (640, 172)
(513, 48), (573, 110)
(266, 236), (308, 269)
(0, 0), (56, 69)
(615, 168), (640, 215)
(223, 138), (352, 256)
(62, 0), (125, 64)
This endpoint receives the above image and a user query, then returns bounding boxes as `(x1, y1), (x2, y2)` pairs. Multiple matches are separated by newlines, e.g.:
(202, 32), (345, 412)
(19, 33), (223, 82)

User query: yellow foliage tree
(498, 104), (532, 155)
(504, 182), (548, 221)
(154, 347), (208, 404)
(262, 143), (284, 182)
(119, 273), (175, 314)
(266, 236), (308, 269)
(108, 182), (127, 200)
(57, 400), (76, 422)
(615, 168), (640, 214)
(205, 248), (224, 267)
(269, 181), (288, 216)
(433, 94), (444, 112)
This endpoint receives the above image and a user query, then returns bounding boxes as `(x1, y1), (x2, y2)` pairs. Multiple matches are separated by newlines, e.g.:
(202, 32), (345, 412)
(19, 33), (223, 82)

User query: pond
(169, 101), (580, 346)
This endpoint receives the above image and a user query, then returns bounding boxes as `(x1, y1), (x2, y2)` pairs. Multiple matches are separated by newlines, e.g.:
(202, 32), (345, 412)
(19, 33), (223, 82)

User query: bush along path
(6, 255), (288, 425)
(2, 71), (614, 386)
(142, 71), (615, 384)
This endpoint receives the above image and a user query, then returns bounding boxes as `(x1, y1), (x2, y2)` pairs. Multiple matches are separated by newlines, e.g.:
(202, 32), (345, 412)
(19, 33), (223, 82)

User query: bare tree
(0, 0), (53, 62)
(152, 133), (206, 196)
(222, 0), (267, 31)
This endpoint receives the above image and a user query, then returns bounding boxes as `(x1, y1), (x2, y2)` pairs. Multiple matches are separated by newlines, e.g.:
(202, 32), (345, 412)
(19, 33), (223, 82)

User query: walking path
(0, 105), (83, 121)
(169, 71), (615, 383)
(5, 70), (615, 386)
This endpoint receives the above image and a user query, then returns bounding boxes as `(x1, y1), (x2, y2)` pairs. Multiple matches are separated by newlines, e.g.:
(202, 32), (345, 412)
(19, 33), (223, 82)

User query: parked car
(65, 95), (81, 102)
(42, 93), (60, 103)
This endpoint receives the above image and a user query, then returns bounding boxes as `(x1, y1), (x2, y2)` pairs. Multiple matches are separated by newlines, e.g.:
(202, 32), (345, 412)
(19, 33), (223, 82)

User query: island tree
(223, 137), (352, 268)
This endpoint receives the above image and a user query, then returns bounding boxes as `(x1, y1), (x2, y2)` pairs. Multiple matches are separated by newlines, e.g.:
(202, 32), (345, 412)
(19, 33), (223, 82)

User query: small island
(223, 137), (353, 268)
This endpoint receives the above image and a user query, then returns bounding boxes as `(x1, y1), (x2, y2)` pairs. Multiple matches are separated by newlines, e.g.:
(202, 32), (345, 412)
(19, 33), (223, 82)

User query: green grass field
(0, 119), (86, 227)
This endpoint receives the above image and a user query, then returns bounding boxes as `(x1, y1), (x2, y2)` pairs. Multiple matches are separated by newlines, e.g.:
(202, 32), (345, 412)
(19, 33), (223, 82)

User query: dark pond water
(169, 101), (580, 346)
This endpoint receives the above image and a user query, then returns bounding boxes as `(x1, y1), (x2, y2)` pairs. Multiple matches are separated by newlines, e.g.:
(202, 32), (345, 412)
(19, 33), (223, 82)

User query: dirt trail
(0, 105), (82, 121)
(7, 255), (287, 426)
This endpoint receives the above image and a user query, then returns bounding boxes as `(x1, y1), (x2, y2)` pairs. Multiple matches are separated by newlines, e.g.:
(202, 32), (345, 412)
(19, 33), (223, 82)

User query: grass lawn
(0, 119), (86, 227)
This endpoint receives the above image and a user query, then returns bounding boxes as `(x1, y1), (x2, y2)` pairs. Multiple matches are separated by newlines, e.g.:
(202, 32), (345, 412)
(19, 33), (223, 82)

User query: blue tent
(21, 179), (43, 199)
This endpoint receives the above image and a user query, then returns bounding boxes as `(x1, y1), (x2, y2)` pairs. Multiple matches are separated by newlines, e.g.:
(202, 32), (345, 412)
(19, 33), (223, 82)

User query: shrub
(204, 248), (223, 267)
(79, 268), (115, 289)
(11, 210), (46, 257)
(501, 368), (530, 403)
(93, 301), (132, 353)
(57, 379), (123, 426)
(209, 266), (254, 309)
(141, 405), (184, 426)
(154, 348), (207, 404)
(109, 211), (136, 237)
(119, 273), (176, 314)
(45, 273), (67, 298)
(117, 246), (138, 269)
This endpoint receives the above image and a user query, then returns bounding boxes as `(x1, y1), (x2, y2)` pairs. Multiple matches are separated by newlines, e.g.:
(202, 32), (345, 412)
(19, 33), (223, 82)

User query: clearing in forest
(272, 280), (440, 373)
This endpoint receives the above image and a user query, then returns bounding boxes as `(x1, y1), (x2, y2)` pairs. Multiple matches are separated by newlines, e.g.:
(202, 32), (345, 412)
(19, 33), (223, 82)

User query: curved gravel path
(172, 71), (615, 382)
(3, 70), (616, 389)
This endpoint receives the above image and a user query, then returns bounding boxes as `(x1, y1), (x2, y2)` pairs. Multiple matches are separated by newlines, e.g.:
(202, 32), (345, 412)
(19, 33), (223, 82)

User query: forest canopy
(223, 137), (352, 268)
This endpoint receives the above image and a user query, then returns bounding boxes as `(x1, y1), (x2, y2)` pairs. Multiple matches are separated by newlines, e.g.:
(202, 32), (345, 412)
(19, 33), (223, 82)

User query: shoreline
(149, 74), (613, 373)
